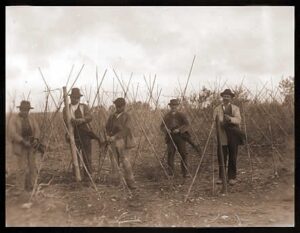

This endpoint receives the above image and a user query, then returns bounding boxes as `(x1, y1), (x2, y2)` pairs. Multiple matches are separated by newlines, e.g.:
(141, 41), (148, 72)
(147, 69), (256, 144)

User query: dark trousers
(167, 136), (188, 177)
(74, 135), (92, 178)
(218, 143), (238, 180)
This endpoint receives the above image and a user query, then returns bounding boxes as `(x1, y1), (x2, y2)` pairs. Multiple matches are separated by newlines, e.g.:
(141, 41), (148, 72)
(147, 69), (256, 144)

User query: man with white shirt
(63, 88), (93, 179)
(213, 89), (244, 186)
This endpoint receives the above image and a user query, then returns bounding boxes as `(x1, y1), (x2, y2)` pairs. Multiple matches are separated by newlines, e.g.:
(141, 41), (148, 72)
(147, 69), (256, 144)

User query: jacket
(160, 111), (190, 143)
(63, 103), (93, 137)
(105, 111), (135, 149)
(7, 113), (40, 156)
(213, 104), (242, 146)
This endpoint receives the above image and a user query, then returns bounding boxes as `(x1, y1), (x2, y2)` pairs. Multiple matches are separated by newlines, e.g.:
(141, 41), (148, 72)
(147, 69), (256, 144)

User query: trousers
(166, 135), (188, 177)
(15, 148), (37, 191)
(217, 144), (239, 180)
(109, 140), (135, 187)
(74, 135), (92, 178)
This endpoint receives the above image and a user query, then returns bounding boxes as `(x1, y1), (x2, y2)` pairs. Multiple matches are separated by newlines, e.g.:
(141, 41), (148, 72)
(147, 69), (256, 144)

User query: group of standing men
(7, 87), (244, 196)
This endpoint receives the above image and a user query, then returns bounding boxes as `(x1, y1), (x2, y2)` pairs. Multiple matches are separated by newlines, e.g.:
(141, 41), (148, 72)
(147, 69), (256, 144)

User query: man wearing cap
(213, 89), (243, 186)
(105, 97), (137, 190)
(160, 99), (190, 178)
(63, 88), (94, 179)
(7, 100), (40, 194)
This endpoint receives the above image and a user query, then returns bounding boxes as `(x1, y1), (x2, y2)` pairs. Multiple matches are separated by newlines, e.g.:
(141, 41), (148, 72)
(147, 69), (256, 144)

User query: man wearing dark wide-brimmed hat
(63, 88), (94, 180)
(105, 97), (137, 190)
(160, 99), (190, 178)
(7, 100), (40, 195)
(213, 89), (244, 186)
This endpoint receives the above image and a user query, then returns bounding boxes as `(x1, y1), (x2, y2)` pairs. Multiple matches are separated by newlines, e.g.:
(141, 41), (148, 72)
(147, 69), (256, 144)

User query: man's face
(70, 96), (80, 105)
(170, 104), (178, 112)
(115, 104), (125, 113)
(222, 95), (232, 105)
(19, 108), (30, 117)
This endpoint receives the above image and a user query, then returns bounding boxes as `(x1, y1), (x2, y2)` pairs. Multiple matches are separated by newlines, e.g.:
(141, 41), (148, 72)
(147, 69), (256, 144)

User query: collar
(114, 111), (124, 119)
(222, 103), (231, 109)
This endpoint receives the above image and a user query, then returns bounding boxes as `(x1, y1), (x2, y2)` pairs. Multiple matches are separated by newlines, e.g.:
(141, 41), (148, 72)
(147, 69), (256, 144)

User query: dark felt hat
(69, 88), (83, 97)
(17, 100), (34, 109)
(113, 97), (126, 107)
(168, 99), (180, 106)
(220, 89), (235, 97)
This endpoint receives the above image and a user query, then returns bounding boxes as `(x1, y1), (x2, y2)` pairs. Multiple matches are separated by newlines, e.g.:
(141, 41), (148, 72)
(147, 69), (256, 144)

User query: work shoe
(228, 179), (237, 186)
(127, 182), (138, 190)
(216, 179), (222, 185)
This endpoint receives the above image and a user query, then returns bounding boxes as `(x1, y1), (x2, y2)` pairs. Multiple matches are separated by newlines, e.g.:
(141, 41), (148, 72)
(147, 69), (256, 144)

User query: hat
(113, 97), (126, 107)
(168, 99), (180, 106)
(17, 100), (34, 110)
(220, 89), (235, 98)
(69, 88), (83, 97)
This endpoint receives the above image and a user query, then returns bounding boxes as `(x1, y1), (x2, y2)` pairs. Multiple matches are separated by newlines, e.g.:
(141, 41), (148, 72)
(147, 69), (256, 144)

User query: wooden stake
(63, 86), (81, 182)
(242, 101), (254, 183)
(215, 115), (227, 194)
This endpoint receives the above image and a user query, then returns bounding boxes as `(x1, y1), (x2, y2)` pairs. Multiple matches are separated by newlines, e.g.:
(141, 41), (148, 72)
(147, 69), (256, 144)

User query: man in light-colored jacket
(213, 89), (242, 186)
(63, 88), (94, 179)
(7, 100), (40, 193)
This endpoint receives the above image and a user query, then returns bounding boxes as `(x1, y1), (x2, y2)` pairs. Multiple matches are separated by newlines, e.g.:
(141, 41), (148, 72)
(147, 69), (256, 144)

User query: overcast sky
(6, 6), (294, 111)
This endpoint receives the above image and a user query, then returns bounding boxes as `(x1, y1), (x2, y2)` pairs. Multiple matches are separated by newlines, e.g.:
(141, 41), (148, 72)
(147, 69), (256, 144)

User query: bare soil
(5, 141), (294, 227)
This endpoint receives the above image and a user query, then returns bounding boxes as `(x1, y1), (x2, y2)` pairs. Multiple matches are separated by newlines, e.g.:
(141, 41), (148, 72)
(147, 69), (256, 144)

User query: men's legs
(15, 153), (27, 193)
(228, 143), (238, 180)
(119, 148), (136, 189)
(167, 141), (176, 176)
(176, 139), (188, 177)
(108, 145), (120, 185)
(27, 149), (37, 191)
(218, 145), (228, 180)
(81, 137), (92, 177)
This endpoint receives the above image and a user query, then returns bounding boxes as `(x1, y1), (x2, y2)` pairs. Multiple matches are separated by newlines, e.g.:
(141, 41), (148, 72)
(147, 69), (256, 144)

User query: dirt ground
(5, 140), (294, 227)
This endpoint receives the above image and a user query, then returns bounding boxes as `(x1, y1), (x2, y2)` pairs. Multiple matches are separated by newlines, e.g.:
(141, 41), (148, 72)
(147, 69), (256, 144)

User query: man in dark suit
(161, 99), (190, 178)
(105, 97), (137, 190)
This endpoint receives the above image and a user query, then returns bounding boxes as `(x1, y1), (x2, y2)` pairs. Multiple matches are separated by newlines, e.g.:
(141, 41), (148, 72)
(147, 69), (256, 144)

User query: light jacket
(7, 113), (40, 156)
(213, 104), (241, 145)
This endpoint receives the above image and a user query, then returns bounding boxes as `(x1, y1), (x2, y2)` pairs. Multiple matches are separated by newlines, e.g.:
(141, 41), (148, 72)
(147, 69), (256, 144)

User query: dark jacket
(105, 111), (135, 149)
(63, 103), (94, 139)
(160, 111), (189, 142)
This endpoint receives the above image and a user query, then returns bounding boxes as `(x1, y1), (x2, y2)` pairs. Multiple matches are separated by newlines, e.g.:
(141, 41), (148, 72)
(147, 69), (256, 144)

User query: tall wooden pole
(63, 86), (82, 181)
(215, 115), (227, 194)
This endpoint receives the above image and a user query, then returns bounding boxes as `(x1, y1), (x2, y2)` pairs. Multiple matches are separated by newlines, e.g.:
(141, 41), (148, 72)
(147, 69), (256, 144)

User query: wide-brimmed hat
(113, 97), (126, 107)
(168, 99), (180, 106)
(220, 89), (235, 98)
(17, 100), (34, 110)
(69, 88), (83, 97)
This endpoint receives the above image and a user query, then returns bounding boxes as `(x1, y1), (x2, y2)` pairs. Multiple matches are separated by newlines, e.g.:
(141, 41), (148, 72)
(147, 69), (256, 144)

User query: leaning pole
(216, 115), (227, 194)
(63, 86), (82, 181)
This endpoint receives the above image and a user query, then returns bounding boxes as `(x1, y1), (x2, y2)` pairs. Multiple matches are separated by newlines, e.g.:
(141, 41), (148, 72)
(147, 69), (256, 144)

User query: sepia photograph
(5, 6), (294, 227)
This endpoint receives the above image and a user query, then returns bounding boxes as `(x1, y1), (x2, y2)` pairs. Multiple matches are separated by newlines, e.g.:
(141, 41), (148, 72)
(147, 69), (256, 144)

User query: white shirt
(70, 103), (80, 119)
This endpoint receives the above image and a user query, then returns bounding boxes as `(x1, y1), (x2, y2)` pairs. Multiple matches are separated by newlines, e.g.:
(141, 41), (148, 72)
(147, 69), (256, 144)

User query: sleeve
(229, 105), (241, 125)
(213, 106), (222, 122)
(105, 115), (113, 134)
(178, 112), (189, 133)
(8, 117), (23, 143)
(83, 104), (92, 123)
